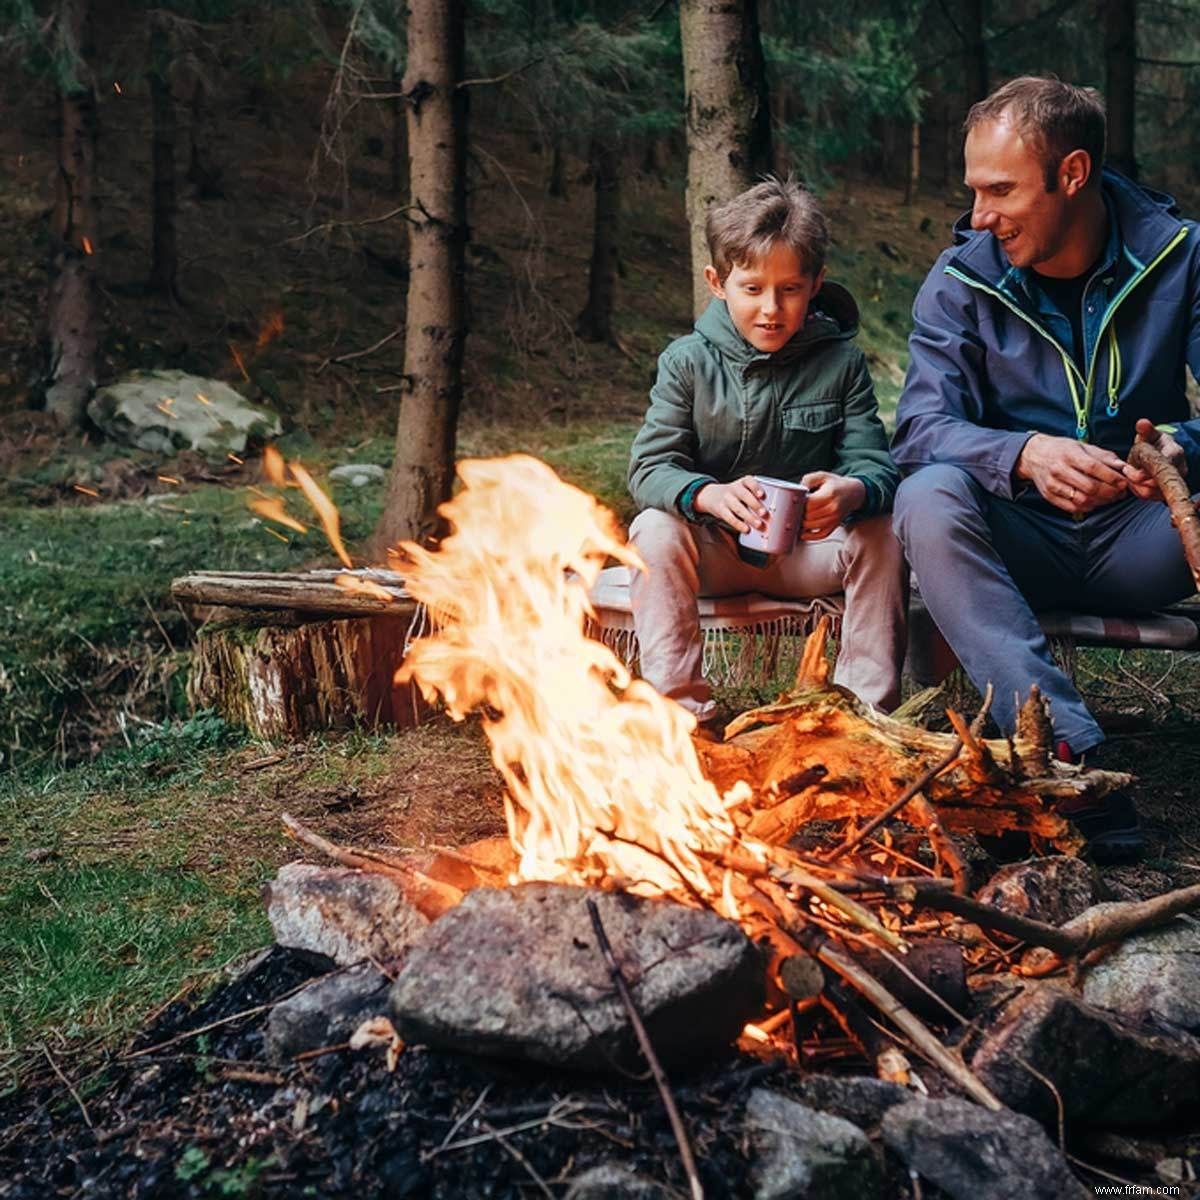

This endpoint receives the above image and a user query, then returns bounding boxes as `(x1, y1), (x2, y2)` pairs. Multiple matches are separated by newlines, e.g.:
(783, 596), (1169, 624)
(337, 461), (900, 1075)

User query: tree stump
(173, 571), (428, 738)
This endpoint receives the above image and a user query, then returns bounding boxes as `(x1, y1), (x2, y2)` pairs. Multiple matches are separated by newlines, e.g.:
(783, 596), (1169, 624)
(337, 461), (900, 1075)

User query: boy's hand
(694, 477), (768, 533)
(1123, 418), (1188, 502)
(798, 471), (866, 540)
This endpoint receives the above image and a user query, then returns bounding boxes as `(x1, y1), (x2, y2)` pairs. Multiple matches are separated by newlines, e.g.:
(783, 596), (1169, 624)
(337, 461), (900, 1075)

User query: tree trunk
(44, 0), (99, 427)
(1105, 0), (1138, 178)
(548, 133), (567, 197)
(962, 0), (988, 106)
(148, 13), (178, 297)
(186, 77), (223, 199)
(576, 135), (620, 343)
(370, 0), (468, 556)
(904, 121), (920, 205)
(679, 0), (770, 317)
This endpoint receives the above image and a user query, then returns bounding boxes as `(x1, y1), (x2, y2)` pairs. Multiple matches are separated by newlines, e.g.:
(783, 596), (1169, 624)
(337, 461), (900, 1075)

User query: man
(892, 76), (1200, 860)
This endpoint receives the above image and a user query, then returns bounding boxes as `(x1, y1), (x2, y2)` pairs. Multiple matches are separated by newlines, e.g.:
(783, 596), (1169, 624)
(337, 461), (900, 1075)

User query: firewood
(1127, 440), (1200, 590)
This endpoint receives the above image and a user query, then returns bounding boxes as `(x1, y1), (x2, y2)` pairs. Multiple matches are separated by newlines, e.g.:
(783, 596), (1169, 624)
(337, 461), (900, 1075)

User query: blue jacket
(892, 169), (1200, 497)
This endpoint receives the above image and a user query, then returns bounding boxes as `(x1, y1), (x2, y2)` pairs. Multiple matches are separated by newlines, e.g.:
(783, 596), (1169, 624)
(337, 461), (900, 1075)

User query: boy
(627, 177), (907, 729)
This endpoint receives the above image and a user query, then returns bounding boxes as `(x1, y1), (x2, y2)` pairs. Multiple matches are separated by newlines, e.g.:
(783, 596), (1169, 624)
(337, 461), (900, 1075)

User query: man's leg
(894, 465), (1104, 751)
(763, 516), (908, 710)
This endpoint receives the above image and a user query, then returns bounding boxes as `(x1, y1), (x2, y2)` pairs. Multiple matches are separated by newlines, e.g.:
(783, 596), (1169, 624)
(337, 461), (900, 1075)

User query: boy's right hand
(694, 477), (768, 533)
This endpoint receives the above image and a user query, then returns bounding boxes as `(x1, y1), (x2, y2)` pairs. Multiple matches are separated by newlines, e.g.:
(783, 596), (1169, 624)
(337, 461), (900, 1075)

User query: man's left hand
(1123, 418), (1188, 501)
(798, 472), (866, 540)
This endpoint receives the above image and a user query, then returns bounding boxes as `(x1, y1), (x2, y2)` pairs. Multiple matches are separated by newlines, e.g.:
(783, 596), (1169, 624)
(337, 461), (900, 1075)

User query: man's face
(705, 243), (825, 353)
(964, 115), (1074, 273)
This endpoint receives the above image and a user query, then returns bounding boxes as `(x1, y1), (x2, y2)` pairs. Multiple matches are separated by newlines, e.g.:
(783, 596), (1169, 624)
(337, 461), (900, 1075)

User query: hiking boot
(1053, 741), (1144, 864)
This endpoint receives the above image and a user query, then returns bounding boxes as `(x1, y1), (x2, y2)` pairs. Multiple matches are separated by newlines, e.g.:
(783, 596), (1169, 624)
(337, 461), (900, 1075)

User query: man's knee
(893, 466), (983, 549)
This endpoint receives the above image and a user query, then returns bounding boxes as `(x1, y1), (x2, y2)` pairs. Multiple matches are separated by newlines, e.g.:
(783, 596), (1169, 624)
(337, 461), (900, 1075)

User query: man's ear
(704, 264), (725, 298)
(1060, 149), (1092, 196)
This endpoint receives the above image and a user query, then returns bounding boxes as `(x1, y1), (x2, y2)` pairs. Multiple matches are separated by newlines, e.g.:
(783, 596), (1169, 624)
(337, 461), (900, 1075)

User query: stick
(795, 928), (1003, 1112)
(1128, 440), (1200, 589)
(586, 899), (704, 1200)
(41, 1043), (93, 1129)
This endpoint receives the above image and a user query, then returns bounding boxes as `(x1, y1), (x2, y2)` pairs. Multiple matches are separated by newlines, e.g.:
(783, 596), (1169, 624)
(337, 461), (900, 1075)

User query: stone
(1080, 908), (1200, 1032)
(329, 463), (386, 486)
(881, 1096), (1088, 1200)
(264, 964), (392, 1062)
(745, 1089), (882, 1200)
(966, 982), (1200, 1127)
(789, 1075), (911, 1129)
(564, 1164), (669, 1199)
(975, 856), (1099, 926)
(87, 370), (281, 458)
(388, 882), (763, 1072)
(264, 863), (429, 967)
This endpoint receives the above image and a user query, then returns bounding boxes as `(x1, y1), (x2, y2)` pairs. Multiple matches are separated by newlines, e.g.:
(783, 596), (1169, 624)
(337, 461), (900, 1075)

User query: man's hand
(1123, 417), (1188, 501)
(694, 476), (767, 533)
(798, 471), (867, 540)
(1014, 433), (1128, 514)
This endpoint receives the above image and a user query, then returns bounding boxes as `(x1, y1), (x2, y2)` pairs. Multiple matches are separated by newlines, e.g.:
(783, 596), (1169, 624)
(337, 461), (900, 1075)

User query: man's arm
(891, 264), (1034, 497)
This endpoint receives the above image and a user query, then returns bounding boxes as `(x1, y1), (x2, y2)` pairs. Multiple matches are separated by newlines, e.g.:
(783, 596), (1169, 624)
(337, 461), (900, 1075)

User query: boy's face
(704, 242), (826, 354)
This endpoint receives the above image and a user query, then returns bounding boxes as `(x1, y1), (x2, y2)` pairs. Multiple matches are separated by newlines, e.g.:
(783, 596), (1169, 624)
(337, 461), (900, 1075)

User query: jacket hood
(948, 168), (1184, 285)
(694, 281), (860, 364)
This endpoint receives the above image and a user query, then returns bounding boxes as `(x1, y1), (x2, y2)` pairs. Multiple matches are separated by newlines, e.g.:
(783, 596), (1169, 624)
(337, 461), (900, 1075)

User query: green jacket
(628, 284), (899, 519)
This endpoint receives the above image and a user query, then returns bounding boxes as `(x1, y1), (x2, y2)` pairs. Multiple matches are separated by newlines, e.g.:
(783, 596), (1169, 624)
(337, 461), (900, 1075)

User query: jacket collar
(947, 168), (1184, 290)
(695, 281), (860, 366)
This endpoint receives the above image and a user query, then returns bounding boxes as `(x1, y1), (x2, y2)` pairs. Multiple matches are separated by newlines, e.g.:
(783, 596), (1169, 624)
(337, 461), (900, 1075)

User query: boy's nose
(761, 290), (782, 314)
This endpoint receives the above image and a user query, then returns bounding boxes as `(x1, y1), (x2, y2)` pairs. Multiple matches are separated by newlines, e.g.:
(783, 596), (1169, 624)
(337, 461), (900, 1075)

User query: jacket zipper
(944, 225), (1189, 440)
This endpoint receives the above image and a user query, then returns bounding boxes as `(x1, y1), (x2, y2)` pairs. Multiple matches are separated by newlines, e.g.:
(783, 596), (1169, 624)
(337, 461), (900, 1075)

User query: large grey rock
(564, 1164), (668, 1199)
(88, 370), (281, 457)
(881, 1096), (1088, 1200)
(975, 856), (1099, 925)
(790, 1075), (910, 1129)
(967, 982), (1200, 1127)
(264, 963), (391, 1062)
(388, 882), (763, 1072)
(746, 1089), (881, 1200)
(329, 463), (386, 486)
(265, 862), (429, 967)
(1081, 908), (1200, 1032)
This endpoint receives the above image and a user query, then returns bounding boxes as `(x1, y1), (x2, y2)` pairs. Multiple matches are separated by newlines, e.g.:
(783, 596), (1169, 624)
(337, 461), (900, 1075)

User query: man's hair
(705, 177), (829, 282)
(965, 76), (1106, 191)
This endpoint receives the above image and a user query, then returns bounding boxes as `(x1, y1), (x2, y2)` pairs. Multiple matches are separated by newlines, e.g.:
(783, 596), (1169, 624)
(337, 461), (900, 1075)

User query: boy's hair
(705, 177), (829, 283)
(964, 76), (1106, 191)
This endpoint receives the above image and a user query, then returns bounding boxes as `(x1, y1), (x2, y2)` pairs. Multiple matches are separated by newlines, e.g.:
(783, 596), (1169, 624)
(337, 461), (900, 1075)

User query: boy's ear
(813, 266), (828, 293)
(703, 265), (726, 298)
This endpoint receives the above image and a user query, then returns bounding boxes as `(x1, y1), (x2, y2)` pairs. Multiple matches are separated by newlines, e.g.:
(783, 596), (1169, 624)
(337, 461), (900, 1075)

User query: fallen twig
(41, 1043), (93, 1129)
(586, 899), (705, 1200)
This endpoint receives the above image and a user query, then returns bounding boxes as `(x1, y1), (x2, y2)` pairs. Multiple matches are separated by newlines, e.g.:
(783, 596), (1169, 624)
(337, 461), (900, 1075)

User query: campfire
(268, 454), (1200, 1147)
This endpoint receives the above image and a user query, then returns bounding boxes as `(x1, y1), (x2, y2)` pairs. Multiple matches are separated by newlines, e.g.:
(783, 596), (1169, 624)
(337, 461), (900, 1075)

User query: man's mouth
(998, 231), (1019, 245)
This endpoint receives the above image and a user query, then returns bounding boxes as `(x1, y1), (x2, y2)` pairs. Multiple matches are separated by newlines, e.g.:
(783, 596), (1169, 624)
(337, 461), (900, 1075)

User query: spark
(73, 484), (100, 497)
(194, 391), (212, 406)
(262, 445), (286, 486)
(157, 475), (181, 485)
(264, 527), (289, 543)
(81, 236), (93, 254)
(227, 453), (244, 465)
(113, 81), (122, 94)
(154, 402), (176, 419)
(229, 342), (249, 382)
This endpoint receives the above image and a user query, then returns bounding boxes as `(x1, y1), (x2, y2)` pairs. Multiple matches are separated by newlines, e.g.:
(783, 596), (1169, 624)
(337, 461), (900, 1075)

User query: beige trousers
(628, 509), (908, 720)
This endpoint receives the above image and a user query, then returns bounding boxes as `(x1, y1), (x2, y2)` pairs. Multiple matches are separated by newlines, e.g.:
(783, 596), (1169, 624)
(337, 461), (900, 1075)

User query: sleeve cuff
(676, 477), (716, 522)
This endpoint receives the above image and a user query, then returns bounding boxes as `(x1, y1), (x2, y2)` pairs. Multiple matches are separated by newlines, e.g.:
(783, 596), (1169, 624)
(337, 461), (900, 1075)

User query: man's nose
(971, 198), (995, 231)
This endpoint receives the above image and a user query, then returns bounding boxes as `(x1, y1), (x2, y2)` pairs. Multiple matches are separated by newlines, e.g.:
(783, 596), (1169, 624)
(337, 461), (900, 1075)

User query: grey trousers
(628, 508), (909, 720)
(894, 465), (1195, 754)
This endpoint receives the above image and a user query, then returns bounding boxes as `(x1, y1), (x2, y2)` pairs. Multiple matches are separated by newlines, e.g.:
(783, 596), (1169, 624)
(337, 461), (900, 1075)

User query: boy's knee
(894, 466), (982, 547)
(629, 508), (695, 567)
(843, 513), (905, 564)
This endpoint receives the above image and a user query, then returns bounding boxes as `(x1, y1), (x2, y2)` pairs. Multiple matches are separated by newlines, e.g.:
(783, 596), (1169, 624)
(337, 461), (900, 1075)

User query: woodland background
(3, 0), (1200, 1083)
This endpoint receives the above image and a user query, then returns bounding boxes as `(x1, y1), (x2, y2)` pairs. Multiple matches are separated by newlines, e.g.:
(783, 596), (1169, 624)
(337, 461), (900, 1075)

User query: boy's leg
(628, 509), (715, 721)
(761, 516), (908, 711)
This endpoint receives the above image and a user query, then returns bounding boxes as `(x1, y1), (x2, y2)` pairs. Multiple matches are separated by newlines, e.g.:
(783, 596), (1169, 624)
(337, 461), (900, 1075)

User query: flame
(229, 342), (249, 382)
(262, 445), (286, 486)
(113, 81), (122, 94)
(256, 309), (285, 350)
(250, 496), (307, 534)
(290, 463), (352, 568)
(336, 573), (394, 601)
(397, 456), (745, 899)
(81, 236), (93, 255)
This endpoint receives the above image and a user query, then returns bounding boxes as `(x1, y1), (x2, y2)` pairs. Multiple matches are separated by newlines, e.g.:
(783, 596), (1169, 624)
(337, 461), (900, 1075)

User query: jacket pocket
(781, 399), (843, 433)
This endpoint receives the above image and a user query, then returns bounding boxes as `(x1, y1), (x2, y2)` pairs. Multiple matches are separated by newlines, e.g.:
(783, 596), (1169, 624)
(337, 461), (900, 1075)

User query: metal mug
(737, 476), (808, 557)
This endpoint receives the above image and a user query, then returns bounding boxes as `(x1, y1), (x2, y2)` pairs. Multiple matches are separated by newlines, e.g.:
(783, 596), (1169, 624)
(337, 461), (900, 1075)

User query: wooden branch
(795, 927), (1003, 1112)
(172, 570), (417, 617)
(586, 899), (704, 1200)
(282, 812), (462, 917)
(1127, 440), (1200, 589)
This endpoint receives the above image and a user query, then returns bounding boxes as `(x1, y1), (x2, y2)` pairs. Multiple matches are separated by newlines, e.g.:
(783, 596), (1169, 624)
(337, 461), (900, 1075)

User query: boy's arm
(830, 349), (900, 516)
(628, 347), (717, 516)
